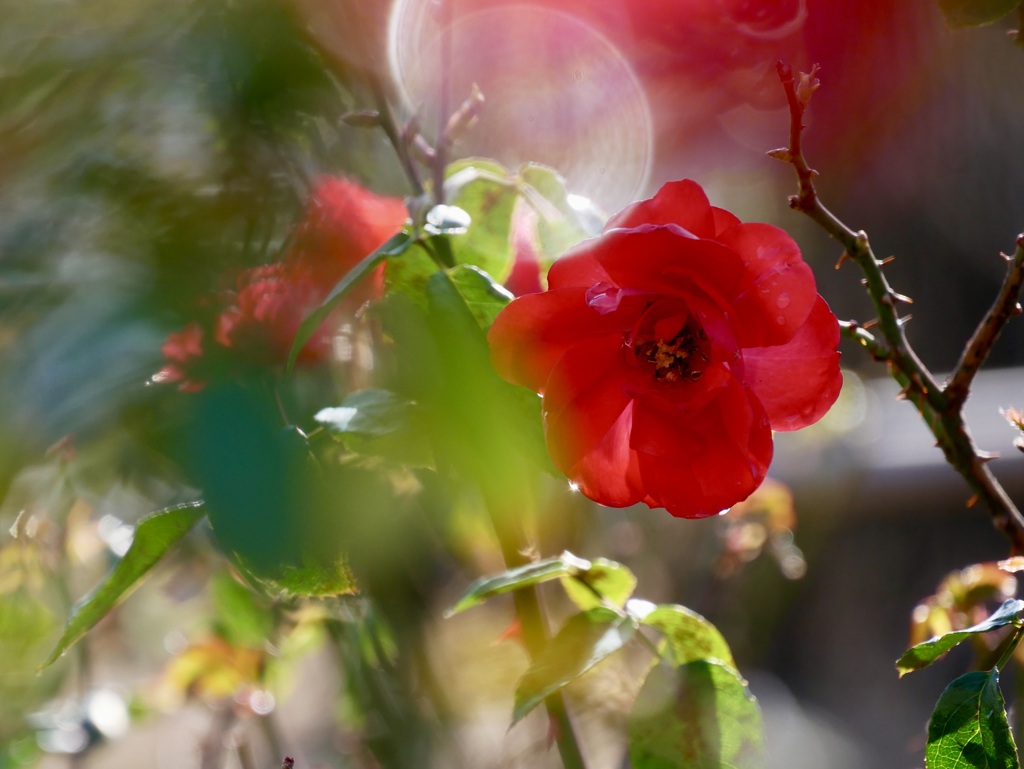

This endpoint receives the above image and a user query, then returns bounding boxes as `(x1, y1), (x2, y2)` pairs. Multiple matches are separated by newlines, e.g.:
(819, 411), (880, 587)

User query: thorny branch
(775, 62), (1024, 553)
(946, 236), (1024, 409)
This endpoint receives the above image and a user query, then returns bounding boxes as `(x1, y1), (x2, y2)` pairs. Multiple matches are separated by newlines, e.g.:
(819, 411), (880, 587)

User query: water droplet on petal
(586, 282), (623, 314)
(776, 315), (787, 325)
(776, 293), (791, 309)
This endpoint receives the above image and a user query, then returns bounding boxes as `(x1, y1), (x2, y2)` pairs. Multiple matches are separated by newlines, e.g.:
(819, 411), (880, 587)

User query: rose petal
(541, 337), (646, 506)
(716, 222), (818, 347)
(710, 206), (741, 235)
(488, 288), (632, 391)
(605, 180), (716, 238)
(546, 241), (615, 290)
(566, 405), (646, 508)
(554, 226), (745, 307)
(742, 296), (843, 431)
(632, 378), (772, 518)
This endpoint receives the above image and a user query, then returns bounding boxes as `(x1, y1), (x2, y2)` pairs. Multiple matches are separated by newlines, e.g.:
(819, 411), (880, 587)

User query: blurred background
(3, 0), (1024, 767)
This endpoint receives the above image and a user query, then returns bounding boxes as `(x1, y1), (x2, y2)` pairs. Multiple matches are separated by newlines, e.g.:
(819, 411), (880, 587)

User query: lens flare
(388, 2), (652, 212)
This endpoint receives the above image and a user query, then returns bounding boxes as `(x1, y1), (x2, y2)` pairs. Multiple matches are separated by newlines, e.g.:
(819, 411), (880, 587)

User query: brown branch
(775, 62), (1024, 553)
(774, 64), (946, 417)
(945, 235), (1024, 409)
(199, 706), (237, 769)
(367, 71), (425, 197)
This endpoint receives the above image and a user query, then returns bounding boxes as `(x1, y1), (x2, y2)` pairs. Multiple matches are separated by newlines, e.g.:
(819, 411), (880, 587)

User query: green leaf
(448, 551), (594, 615)
(444, 158), (512, 192)
(315, 388), (432, 466)
(423, 269), (552, 481)
(444, 264), (513, 332)
(562, 558), (637, 610)
(926, 670), (1020, 769)
(629, 661), (765, 769)
(641, 605), (736, 669)
(247, 554), (358, 599)
(315, 389), (414, 438)
(42, 502), (206, 668)
(209, 572), (273, 647)
(444, 159), (519, 281)
(287, 230), (413, 372)
(897, 598), (1024, 676)
(518, 162), (603, 259)
(382, 240), (441, 310)
(937, 0), (1021, 27)
(513, 608), (637, 723)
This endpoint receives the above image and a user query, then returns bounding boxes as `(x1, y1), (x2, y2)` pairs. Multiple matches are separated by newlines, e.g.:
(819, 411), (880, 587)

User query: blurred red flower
(155, 322), (206, 392)
(156, 177), (407, 387)
(488, 180), (841, 518)
(215, 264), (327, 364)
(284, 175), (409, 307)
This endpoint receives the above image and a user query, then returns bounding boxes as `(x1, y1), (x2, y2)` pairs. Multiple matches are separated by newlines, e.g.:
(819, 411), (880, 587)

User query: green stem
(483, 493), (588, 769)
(995, 624), (1024, 672)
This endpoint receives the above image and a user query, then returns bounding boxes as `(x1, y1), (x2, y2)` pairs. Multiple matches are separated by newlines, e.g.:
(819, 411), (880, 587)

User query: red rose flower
(488, 180), (841, 518)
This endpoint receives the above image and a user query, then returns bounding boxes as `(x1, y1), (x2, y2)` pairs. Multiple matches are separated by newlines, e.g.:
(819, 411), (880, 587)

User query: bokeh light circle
(388, 2), (652, 212)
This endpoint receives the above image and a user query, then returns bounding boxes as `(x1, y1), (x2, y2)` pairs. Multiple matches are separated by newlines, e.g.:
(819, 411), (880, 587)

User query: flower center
(634, 319), (709, 383)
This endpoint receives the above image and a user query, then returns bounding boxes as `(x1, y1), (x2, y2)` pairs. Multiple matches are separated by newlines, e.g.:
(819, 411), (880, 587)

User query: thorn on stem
(767, 148), (794, 163)
(977, 451), (1000, 463)
(546, 714), (562, 751)
(897, 314), (913, 326)
(890, 290), (914, 305)
(340, 110), (381, 128)
(835, 252), (852, 270)
(862, 318), (879, 329)
(967, 494), (979, 508)
(878, 256), (896, 266)
(410, 135), (437, 165)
